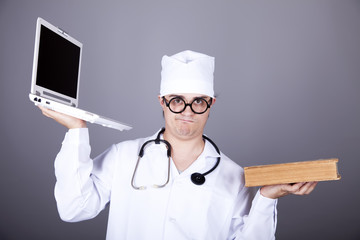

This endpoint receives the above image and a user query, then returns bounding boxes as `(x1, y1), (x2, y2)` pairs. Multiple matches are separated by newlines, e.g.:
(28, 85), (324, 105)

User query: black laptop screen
(36, 25), (80, 99)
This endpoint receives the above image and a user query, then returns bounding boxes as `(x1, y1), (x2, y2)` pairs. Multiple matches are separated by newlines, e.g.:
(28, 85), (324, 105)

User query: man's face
(159, 93), (216, 140)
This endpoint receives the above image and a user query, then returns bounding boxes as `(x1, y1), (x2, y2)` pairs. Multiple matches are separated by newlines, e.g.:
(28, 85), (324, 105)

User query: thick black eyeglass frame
(162, 96), (213, 114)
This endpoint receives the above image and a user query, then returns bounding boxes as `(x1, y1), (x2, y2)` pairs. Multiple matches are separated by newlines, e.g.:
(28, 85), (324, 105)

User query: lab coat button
(169, 217), (176, 223)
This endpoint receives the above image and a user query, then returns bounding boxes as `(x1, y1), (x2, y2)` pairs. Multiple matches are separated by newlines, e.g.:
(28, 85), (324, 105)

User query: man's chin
(176, 125), (193, 137)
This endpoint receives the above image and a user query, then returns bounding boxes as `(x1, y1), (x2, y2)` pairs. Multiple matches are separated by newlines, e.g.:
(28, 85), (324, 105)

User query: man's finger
(294, 182), (318, 195)
(303, 182), (318, 195)
(284, 182), (306, 193)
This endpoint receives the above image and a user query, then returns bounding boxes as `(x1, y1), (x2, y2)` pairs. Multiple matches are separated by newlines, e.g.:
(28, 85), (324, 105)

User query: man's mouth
(176, 117), (195, 123)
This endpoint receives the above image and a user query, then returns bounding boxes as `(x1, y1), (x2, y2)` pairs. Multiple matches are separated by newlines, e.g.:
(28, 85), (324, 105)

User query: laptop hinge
(43, 91), (72, 104)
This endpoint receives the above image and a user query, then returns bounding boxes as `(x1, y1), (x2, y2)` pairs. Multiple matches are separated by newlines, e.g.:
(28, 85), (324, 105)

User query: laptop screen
(36, 25), (81, 99)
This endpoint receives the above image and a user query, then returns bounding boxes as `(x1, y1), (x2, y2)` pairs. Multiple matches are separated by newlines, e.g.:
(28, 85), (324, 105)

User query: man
(39, 50), (317, 239)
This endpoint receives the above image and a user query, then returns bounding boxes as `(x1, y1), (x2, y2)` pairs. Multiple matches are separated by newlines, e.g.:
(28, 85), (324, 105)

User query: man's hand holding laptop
(38, 106), (86, 129)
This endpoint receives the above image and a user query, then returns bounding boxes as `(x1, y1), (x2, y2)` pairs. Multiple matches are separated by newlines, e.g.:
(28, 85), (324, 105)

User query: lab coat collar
(181, 138), (220, 176)
(202, 136), (221, 159)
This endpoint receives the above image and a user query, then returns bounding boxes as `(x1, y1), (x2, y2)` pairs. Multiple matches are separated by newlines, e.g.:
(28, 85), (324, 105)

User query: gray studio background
(1, 0), (359, 239)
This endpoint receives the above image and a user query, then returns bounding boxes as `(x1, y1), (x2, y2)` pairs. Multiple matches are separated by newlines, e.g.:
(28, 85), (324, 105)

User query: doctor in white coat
(40, 50), (317, 240)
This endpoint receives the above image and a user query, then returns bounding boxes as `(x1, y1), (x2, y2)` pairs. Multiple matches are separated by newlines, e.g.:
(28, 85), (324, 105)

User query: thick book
(244, 158), (341, 187)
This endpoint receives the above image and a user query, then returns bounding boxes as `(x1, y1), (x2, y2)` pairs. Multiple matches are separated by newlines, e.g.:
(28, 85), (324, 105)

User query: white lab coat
(54, 128), (277, 240)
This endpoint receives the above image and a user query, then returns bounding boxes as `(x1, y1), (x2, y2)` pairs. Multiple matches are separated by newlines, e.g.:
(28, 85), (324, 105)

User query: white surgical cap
(160, 50), (215, 98)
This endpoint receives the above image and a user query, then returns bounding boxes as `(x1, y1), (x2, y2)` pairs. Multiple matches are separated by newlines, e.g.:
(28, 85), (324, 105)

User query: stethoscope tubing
(131, 128), (221, 190)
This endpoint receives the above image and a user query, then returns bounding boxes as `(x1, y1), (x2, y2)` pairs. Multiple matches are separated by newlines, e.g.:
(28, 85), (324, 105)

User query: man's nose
(182, 104), (194, 115)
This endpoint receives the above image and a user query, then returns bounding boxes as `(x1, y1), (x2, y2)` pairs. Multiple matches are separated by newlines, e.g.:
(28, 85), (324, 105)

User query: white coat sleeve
(54, 128), (117, 222)
(229, 188), (278, 240)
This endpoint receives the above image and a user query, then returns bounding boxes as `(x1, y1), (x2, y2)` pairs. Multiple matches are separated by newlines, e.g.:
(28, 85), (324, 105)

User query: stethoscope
(131, 128), (221, 190)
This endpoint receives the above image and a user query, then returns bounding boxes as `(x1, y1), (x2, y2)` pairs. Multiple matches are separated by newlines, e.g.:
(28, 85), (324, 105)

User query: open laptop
(29, 17), (132, 131)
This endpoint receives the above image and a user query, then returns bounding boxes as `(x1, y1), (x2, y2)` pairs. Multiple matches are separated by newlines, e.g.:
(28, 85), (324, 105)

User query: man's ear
(211, 97), (216, 107)
(158, 95), (165, 109)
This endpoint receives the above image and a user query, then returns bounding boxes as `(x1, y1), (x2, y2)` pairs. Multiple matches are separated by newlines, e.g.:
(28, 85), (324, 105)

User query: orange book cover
(244, 158), (341, 187)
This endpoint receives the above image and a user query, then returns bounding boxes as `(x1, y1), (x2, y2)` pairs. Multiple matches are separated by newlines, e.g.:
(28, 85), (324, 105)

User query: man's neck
(163, 129), (205, 172)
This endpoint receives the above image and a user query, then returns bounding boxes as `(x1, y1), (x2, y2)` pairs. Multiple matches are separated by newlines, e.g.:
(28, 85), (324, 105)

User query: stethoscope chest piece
(191, 173), (206, 185)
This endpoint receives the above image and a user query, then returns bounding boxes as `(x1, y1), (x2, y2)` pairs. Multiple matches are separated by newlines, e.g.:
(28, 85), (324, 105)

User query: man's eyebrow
(169, 94), (210, 100)
(168, 94), (182, 98)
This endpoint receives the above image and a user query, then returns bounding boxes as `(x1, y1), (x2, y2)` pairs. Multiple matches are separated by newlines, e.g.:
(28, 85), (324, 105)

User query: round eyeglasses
(162, 96), (213, 114)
